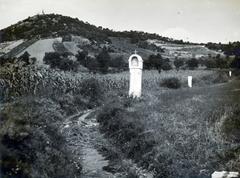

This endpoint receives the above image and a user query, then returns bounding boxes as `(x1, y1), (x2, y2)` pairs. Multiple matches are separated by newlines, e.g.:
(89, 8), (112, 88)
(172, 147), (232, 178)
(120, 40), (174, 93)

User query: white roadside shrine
(129, 51), (143, 98)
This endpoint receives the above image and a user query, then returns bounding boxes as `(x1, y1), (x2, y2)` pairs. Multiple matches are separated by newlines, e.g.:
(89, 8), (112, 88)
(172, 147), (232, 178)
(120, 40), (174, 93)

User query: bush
(96, 97), (171, 177)
(216, 57), (229, 69)
(43, 52), (79, 71)
(96, 47), (111, 73)
(76, 50), (88, 66)
(221, 104), (240, 141)
(79, 78), (103, 107)
(160, 77), (181, 89)
(162, 62), (172, 71)
(144, 54), (163, 70)
(109, 56), (126, 70)
(187, 58), (198, 69)
(18, 51), (31, 65)
(174, 58), (184, 71)
(230, 56), (240, 69)
(85, 56), (99, 73)
(97, 99), (157, 165)
(205, 59), (217, 68)
(0, 98), (82, 178)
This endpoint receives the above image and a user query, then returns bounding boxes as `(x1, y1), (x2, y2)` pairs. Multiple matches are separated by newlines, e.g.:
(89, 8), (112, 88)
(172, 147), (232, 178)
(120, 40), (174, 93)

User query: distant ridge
(0, 13), (195, 45)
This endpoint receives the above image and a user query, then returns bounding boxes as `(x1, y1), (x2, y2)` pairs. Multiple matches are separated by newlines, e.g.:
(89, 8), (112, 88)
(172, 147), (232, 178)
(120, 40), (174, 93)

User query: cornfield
(0, 63), (216, 101)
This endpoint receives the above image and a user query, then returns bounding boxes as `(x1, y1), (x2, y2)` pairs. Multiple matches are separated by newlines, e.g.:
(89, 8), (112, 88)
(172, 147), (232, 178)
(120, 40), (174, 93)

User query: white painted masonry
(188, 76), (192, 88)
(129, 53), (143, 98)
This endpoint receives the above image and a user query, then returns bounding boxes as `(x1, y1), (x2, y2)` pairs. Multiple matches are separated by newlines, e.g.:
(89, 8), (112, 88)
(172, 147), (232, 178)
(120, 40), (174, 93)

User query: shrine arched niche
(131, 56), (139, 67)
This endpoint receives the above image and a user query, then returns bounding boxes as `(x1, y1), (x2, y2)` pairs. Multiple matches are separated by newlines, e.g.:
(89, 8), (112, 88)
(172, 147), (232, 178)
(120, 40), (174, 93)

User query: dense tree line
(44, 48), (127, 73)
(43, 52), (79, 71)
(206, 42), (240, 57)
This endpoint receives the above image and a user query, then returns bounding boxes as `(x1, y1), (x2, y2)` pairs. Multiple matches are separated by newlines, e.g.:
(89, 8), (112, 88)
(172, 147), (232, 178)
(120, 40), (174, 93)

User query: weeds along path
(61, 109), (114, 178)
(61, 109), (154, 178)
(96, 79), (240, 178)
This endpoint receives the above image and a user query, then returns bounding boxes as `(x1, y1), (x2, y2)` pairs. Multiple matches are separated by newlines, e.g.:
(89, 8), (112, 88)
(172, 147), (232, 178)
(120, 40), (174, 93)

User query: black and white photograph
(0, 0), (240, 177)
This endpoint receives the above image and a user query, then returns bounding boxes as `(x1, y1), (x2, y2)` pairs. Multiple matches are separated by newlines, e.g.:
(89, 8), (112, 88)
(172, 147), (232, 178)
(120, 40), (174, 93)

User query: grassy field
(0, 63), (237, 178)
(96, 70), (240, 178)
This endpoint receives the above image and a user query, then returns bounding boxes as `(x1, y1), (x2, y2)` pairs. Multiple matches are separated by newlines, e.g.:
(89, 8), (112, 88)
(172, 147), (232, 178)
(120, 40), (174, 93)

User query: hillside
(0, 13), (193, 44)
(0, 13), (224, 68)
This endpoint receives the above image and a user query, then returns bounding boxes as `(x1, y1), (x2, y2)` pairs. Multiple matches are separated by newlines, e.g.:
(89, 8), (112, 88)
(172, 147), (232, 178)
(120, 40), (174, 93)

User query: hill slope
(0, 13), (223, 65)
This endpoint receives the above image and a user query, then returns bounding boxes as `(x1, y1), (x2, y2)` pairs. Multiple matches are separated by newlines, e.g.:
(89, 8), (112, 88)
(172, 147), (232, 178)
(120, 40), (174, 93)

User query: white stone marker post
(129, 52), (143, 98)
(188, 76), (192, 88)
(229, 71), (232, 77)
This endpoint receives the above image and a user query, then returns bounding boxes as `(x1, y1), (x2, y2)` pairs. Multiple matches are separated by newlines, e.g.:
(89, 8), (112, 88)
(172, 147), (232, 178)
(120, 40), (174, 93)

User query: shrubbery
(0, 98), (82, 178)
(79, 77), (103, 108)
(161, 62), (172, 71)
(221, 104), (240, 142)
(174, 58), (184, 71)
(109, 56), (126, 71)
(96, 48), (111, 73)
(144, 54), (162, 71)
(187, 58), (199, 69)
(96, 98), (158, 173)
(43, 52), (79, 71)
(160, 77), (181, 89)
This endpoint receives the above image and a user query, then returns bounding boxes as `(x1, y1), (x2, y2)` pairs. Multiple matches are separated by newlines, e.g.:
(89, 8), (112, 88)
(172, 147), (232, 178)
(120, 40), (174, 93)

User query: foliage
(75, 50), (88, 66)
(109, 56), (126, 70)
(0, 13), (194, 45)
(43, 52), (79, 71)
(221, 104), (240, 142)
(230, 56), (240, 69)
(0, 98), (82, 178)
(161, 61), (172, 71)
(186, 58), (199, 69)
(97, 98), (158, 174)
(85, 56), (99, 73)
(138, 41), (164, 52)
(144, 54), (163, 71)
(206, 41), (240, 57)
(174, 58), (184, 71)
(160, 77), (181, 89)
(18, 51), (30, 65)
(205, 59), (217, 69)
(79, 77), (103, 108)
(96, 48), (111, 73)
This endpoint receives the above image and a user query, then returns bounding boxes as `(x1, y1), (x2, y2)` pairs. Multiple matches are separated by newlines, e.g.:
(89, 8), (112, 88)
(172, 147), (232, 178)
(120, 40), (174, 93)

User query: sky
(0, 0), (240, 43)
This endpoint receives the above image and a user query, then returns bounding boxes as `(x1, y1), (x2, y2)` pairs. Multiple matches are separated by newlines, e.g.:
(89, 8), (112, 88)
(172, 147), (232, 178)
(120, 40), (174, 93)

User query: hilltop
(0, 13), (190, 44)
(0, 13), (223, 65)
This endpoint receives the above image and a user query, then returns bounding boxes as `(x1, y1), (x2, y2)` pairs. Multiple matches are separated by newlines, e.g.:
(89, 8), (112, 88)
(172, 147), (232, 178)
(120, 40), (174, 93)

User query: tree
(18, 51), (30, 64)
(174, 58), (184, 71)
(86, 56), (99, 73)
(205, 59), (217, 69)
(145, 54), (163, 72)
(187, 58), (198, 69)
(216, 57), (228, 69)
(96, 48), (110, 73)
(162, 62), (172, 71)
(43, 52), (79, 71)
(109, 56), (126, 70)
(43, 52), (61, 68)
(76, 50), (88, 67)
(230, 56), (240, 69)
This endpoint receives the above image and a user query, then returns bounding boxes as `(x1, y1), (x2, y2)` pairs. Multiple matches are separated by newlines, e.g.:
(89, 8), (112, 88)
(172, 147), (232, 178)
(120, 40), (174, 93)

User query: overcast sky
(0, 0), (240, 43)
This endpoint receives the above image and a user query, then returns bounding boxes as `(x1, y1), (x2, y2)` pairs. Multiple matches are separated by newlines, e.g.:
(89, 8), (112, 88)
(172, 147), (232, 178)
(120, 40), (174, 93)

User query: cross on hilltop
(134, 49), (138, 54)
